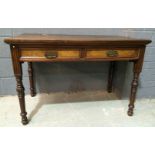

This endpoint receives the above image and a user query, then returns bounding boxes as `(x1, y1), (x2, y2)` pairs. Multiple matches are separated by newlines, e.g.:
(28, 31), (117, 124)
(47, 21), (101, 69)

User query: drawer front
(20, 48), (139, 61)
(86, 49), (139, 59)
(20, 48), (80, 60)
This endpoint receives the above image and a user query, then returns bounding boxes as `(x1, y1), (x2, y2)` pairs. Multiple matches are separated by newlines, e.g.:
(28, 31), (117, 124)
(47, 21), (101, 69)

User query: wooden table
(4, 34), (151, 125)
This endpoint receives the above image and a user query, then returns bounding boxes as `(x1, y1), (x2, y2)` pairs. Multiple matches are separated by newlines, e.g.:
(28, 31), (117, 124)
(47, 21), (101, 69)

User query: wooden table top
(4, 34), (151, 46)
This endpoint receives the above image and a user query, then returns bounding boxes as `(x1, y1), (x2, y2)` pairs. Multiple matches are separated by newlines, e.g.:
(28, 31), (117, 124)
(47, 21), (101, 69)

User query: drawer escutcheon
(106, 50), (118, 57)
(45, 51), (57, 59)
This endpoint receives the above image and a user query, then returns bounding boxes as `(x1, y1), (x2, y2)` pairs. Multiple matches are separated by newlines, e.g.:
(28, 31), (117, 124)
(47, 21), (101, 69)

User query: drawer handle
(107, 50), (118, 57)
(45, 52), (57, 59)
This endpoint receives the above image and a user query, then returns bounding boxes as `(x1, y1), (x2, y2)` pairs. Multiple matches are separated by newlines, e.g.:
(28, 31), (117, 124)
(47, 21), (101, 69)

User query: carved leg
(107, 61), (115, 93)
(16, 74), (28, 125)
(28, 62), (36, 97)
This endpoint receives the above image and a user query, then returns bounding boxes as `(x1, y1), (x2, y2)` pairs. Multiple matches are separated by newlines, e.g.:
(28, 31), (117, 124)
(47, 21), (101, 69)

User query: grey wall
(0, 28), (155, 99)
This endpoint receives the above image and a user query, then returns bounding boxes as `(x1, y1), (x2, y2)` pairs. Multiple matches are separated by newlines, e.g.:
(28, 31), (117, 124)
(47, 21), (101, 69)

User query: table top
(4, 34), (151, 46)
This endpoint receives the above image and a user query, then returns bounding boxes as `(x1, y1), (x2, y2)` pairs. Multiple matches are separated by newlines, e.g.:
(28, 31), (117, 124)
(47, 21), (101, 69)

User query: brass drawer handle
(45, 51), (57, 59)
(106, 50), (118, 57)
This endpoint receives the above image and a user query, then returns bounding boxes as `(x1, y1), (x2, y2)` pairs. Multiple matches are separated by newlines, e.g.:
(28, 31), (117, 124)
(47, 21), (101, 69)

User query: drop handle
(45, 52), (57, 59)
(106, 50), (118, 57)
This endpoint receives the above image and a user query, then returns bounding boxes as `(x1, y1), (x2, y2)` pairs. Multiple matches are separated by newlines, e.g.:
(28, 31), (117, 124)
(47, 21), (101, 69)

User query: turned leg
(127, 47), (146, 116)
(15, 74), (28, 125)
(11, 45), (28, 125)
(107, 61), (115, 93)
(28, 62), (36, 97)
(127, 70), (140, 116)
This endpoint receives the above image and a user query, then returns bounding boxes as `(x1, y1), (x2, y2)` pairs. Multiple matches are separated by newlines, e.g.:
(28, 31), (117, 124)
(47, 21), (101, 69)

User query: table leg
(11, 45), (28, 125)
(127, 67), (140, 116)
(15, 73), (28, 125)
(127, 48), (145, 116)
(28, 62), (36, 97)
(107, 61), (115, 93)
